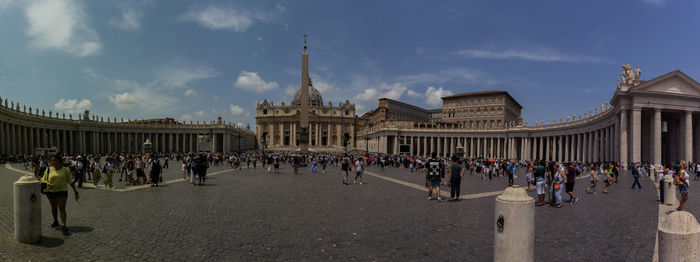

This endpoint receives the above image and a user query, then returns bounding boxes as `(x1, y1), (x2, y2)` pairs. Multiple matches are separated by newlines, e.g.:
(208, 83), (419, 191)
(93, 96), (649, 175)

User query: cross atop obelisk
(299, 34), (310, 154)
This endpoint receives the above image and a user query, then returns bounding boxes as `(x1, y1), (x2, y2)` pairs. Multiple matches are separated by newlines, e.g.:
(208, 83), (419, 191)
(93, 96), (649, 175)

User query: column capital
(686, 110), (693, 116)
(631, 107), (642, 112)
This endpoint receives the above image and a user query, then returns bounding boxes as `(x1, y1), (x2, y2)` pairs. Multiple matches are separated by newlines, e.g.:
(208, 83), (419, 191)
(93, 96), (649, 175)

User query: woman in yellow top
(41, 154), (80, 231)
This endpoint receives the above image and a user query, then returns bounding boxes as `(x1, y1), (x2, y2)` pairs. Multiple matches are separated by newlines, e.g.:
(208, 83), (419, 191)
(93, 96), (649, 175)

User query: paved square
(1, 162), (696, 261)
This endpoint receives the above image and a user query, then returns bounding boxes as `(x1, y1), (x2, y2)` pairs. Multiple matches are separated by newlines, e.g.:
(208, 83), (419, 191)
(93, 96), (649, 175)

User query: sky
(1, 0), (699, 129)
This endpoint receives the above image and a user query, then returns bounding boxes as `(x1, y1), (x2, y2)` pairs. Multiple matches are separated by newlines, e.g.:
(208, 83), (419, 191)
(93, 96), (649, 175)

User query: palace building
(255, 39), (357, 152)
(357, 65), (700, 165)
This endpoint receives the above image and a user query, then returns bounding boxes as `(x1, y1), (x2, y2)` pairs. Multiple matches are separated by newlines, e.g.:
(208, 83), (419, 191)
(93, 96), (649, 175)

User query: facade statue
(634, 66), (641, 81)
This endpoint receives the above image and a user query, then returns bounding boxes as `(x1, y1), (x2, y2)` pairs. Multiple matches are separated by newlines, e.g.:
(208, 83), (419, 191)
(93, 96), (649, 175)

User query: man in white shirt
(354, 158), (364, 185)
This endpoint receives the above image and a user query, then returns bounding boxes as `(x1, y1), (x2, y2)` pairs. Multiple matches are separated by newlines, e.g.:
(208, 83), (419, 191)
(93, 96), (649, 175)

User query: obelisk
(299, 34), (310, 154)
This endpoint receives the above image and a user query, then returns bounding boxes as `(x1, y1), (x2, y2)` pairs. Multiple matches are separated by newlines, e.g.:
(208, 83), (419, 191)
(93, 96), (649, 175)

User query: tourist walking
(554, 167), (566, 208)
(425, 152), (443, 201)
(91, 157), (102, 188)
(586, 165), (598, 194)
(103, 157), (114, 189)
(535, 161), (546, 206)
(602, 164), (613, 194)
(525, 164), (534, 192)
(631, 165), (642, 189)
(676, 161), (690, 211)
(150, 158), (162, 187)
(448, 155), (464, 201)
(566, 163), (579, 204)
(41, 154), (80, 232)
(354, 157), (364, 185)
(340, 157), (350, 184)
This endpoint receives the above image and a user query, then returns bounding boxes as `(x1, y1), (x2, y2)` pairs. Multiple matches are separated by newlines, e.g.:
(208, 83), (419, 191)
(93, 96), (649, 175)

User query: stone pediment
(630, 70), (700, 96)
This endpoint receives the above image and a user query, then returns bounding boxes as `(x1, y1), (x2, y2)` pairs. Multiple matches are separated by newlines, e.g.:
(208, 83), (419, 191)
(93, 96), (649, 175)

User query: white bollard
(663, 175), (677, 206)
(494, 185), (534, 262)
(658, 211), (700, 261)
(13, 175), (42, 243)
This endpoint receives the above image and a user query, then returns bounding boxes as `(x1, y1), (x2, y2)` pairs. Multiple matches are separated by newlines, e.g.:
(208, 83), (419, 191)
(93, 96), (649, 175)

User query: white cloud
(257, 36), (262, 41)
(180, 6), (254, 32)
(395, 68), (499, 87)
(109, 92), (138, 109)
(54, 98), (91, 114)
(285, 84), (297, 95)
(179, 113), (193, 121)
(25, 0), (101, 57)
(355, 83), (407, 102)
(455, 48), (604, 63)
(193, 110), (205, 118)
(184, 89), (197, 97)
(229, 104), (245, 117)
(179, 3), (285, 32)
(642, 0), (665, 6)
(425, 86), (453, 106)
(154, 65), (216, 89)
(407, 89), (422, 97)
(110, 9), (141, 30)
(233, 71), (278, 92)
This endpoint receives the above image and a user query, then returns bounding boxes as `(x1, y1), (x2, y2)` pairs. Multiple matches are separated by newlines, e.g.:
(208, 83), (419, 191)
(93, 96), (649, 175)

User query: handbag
(554, 182), (561, 190)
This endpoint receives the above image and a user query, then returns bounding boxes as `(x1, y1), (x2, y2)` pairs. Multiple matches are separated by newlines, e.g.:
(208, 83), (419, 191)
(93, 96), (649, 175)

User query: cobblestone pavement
(0, 162), (686, 261)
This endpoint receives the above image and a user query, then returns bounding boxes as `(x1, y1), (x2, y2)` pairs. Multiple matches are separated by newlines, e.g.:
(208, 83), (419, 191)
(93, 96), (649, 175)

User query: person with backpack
(448, 155), (464, 201)
(150, 158), (162, 187)
(425, 152), (443, 202)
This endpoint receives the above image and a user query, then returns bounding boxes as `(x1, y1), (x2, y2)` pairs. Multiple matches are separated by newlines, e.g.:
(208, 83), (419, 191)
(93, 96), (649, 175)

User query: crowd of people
(2, 149), (696, 232)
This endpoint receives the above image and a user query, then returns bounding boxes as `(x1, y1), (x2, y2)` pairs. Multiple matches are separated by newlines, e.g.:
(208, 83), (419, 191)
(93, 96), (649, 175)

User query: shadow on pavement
(30, 237), (64, 248)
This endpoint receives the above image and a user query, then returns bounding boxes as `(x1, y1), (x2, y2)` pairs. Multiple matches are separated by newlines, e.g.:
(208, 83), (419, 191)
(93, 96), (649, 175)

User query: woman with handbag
(554, 167), (566, 208)
(41, 154), (80, 232)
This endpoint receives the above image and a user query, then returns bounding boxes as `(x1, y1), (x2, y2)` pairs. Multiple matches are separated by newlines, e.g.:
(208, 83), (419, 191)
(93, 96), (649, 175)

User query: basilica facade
(255, 44), (357, 152)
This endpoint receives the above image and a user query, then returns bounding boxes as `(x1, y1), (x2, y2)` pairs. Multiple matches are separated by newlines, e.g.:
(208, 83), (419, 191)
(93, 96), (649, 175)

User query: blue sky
(0, 0), (698, 129)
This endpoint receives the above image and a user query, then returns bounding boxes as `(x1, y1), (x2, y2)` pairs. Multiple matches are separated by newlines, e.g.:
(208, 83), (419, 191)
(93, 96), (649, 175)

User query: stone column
(350, 125), (355, 148)
(470, 137), (474, 158)
(280, 123), (284, 146)
(336, 124), (341, 147)
(631, 108), (642, 163)
(577, 133), (582, 162)
(477, 137), (481, 157)
(496, 138), (501, 159)
(409, 136), (414, 155)
(620, 110), (628, 164)
(685, 111), (693, 161)
(422, 136), (427, 157)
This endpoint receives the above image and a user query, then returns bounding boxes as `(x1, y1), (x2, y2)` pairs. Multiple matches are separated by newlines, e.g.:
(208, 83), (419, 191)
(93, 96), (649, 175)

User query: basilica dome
(292, 85), (323, 106)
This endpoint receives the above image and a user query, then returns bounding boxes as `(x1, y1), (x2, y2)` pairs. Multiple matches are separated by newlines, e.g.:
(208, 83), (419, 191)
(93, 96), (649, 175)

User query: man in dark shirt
(425, 152), (444, 202)
(566, 163), (579, 204)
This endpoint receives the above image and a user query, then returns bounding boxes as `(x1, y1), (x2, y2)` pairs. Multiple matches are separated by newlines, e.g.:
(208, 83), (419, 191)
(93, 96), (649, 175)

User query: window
(263, 109), (268, 114)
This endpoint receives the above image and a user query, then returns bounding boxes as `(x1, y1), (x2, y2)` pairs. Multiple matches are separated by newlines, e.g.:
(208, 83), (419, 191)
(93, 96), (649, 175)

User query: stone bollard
(663, 175), (677, 206)
(13, 175), (42, 244)
(494, 185), (534, 262)
(658, 211), (700, 261)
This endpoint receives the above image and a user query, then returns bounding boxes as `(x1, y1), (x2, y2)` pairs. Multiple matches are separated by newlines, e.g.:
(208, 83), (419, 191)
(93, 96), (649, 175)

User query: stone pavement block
(0, 163), (660, 261)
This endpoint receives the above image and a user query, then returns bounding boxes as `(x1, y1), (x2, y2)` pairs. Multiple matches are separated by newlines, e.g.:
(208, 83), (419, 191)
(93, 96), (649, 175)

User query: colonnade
(0, 100), (256, 155)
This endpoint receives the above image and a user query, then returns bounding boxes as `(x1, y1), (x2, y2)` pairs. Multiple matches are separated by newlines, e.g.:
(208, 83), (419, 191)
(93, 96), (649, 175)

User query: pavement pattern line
(4, 162), (241, 192)
(364, 169), (591, 200)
